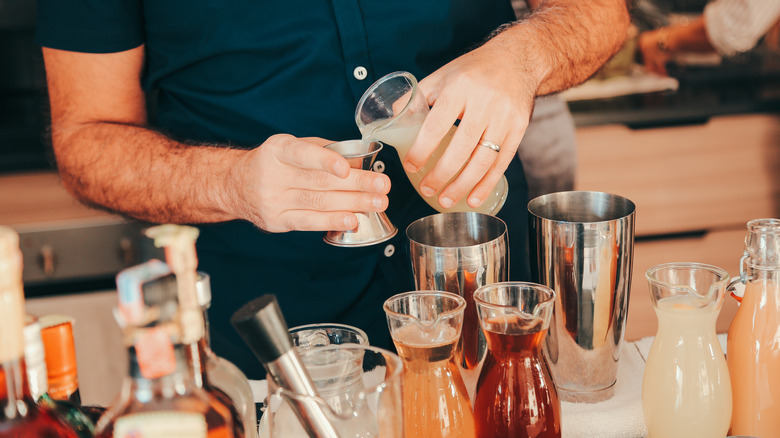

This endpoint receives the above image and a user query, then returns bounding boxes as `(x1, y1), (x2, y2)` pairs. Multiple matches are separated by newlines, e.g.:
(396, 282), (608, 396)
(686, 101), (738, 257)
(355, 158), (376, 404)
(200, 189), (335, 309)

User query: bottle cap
(195, 272), (211, 308)
(23, 315), (49, 399)
(116, 259), (172, 326)
(0, 226), (25, 364)
(39, 314), (79, 401)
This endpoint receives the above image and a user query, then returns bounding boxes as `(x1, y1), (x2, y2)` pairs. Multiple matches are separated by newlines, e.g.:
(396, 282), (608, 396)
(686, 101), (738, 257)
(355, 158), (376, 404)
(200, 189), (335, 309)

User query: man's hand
(233, 135), (390, 233)
(408, 39), (537, 210)
(43, 46), (389, 233)
(401, 0), (629, 210)
(639, 28), (673, 76)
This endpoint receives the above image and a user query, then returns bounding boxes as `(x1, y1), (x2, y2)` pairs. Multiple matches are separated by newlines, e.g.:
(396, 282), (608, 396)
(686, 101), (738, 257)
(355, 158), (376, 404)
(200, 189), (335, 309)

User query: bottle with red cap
(24, 315), (96, 438)
(39, 314), (81, 404)
(0, 225), (81, 438)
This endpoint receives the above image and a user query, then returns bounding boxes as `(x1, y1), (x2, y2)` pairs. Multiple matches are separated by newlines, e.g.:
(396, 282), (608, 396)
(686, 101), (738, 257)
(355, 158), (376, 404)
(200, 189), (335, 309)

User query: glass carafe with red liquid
(473, 282), (560, 438)
(383, 291), (475, 438)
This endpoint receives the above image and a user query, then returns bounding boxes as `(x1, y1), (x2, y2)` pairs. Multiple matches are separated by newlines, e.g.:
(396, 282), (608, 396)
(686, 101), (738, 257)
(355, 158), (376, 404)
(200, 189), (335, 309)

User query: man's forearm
(54, 122), (246, 225)
(496, 0), (630, 96)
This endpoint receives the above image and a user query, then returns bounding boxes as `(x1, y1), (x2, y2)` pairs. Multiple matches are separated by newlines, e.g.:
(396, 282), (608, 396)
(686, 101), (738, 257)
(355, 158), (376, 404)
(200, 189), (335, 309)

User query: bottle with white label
(94, 260), (235, 438)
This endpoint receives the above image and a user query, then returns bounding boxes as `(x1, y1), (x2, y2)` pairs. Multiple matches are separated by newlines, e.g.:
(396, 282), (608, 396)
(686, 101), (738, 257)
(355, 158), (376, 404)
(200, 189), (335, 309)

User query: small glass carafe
(728, 218), (780, 437)
(642, 263), (731, 438)
(473, 282), (560, 438)
(383, 291), (475, 438)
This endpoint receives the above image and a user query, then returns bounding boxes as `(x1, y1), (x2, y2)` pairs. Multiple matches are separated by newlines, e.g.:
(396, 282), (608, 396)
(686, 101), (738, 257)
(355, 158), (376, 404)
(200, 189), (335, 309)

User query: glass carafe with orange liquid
(473, 282), (560, 438)
(383, 291), (475, 438)
(727, 218), (780, 437)
(642, 263), (732, 438)
(356, 71), (508, 214)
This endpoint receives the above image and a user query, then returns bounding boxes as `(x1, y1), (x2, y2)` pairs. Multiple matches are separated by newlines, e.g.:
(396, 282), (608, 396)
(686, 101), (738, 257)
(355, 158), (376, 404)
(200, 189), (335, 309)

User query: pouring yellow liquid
(361, 121), (507, 215)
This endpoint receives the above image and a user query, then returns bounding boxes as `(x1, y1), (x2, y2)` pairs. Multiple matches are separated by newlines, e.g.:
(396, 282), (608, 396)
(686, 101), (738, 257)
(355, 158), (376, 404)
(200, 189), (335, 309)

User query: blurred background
(1, 0), (778, 406)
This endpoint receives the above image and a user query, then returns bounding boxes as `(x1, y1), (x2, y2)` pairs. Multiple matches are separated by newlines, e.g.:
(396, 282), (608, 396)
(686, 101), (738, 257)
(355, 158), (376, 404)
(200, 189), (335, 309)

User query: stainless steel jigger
(324, 140), (397, 247)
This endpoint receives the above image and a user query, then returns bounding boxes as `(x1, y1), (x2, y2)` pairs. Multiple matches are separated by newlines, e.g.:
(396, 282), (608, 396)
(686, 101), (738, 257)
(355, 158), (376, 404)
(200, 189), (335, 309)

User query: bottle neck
(0, 358), (35, 420)
(127, 343), (198, 399)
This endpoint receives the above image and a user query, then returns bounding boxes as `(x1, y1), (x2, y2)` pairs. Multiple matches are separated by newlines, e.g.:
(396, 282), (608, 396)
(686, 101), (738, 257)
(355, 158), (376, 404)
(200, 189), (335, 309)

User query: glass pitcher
(356, 71), (508, 215)
(728, 218), (780, 437)
(259, 324), (382, 437)
(261, 344), (402, 438)
(642, 263), (732, 438)
(473, 282), (560, 438)
(383, 291), (475, 437)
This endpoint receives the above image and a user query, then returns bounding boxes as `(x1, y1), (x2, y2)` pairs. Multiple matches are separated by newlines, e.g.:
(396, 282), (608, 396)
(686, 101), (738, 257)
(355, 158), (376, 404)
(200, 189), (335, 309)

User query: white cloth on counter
(560, 343), (647, 438)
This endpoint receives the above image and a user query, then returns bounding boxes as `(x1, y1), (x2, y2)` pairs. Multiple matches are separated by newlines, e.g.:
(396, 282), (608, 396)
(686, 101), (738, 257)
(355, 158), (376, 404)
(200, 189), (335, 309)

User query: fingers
(270, 210), (360, 233)
(270, 135), (390, 193)
(437, 124), (506, 209)
(402, 92), (464, 174)
(467, 123), (526, 208)
(281, 188), (388, 214)
(243, 135), (393, 233)
(262, 187), (390, 233)
(271, 134), (351, 178)
(415, 91), (526, 209)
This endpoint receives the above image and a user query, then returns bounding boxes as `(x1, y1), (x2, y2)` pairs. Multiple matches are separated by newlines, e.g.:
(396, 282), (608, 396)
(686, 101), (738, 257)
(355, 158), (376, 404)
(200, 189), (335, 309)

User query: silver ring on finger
(478, 140), (501, 153)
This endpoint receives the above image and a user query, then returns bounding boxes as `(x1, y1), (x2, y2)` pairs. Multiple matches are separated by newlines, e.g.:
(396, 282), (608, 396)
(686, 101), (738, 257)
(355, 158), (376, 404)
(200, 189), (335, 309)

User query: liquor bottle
(145, 224), (250, 438)
(39, 315), (81, 404)
(24, 315), (96, 438)
(94, 259), (235, 438)
(198, 273), (258, 438)
(0, 225), (80, 438)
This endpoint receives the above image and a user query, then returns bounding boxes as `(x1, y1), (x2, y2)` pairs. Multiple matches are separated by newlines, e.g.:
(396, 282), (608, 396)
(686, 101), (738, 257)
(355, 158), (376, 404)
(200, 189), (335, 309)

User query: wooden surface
(625, 229), (744, 341)
(575, 114), (780, 237)
(575, 113), (780, 340)
(0, 170), (117, 227)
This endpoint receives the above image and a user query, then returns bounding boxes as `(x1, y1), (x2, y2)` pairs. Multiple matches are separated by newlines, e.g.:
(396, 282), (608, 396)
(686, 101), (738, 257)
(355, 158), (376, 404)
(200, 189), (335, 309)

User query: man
(37, 0), (629, 378)
(639, 0), (780, 75)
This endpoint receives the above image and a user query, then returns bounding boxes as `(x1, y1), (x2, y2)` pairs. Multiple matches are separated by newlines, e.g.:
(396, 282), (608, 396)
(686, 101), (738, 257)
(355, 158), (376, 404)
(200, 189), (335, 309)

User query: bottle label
(135, 326), (176, 379)
(114, 412), (207, 438)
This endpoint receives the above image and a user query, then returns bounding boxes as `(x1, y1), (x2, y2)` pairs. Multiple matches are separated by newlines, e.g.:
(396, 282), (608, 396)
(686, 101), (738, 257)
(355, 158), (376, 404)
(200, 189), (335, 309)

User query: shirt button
(383, 244), (395, 257)
(372, 160), (385, 173)
(353, 66), (368, 80)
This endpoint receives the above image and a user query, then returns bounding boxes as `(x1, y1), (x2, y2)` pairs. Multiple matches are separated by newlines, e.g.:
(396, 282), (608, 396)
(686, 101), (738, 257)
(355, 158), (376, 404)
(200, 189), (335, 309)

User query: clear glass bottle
(642, 263), (731, 438)
(727, 218), (780, 437)
(0, 226), (80, 438)
(24, 315), (96, 438)
(145, 225), (249, 438)
(384, 291), (475, 438)
(197, 273), (258, 438)
(95, 260), (234, 438)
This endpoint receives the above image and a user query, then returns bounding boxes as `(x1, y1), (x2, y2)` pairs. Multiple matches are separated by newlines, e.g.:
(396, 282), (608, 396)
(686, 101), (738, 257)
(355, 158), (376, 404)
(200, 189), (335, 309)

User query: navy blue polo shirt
(37, 0), (530, 379)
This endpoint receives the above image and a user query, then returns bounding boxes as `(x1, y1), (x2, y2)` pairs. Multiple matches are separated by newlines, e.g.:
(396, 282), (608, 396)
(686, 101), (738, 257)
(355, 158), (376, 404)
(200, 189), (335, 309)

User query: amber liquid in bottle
(393, 325), (475, 438)
(190, 338), (245, 438)
(0, 226), (80, 438)
(1, 359), (81, 438)
(96, 344), (233, 438)
(474, 318), (561, 438)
